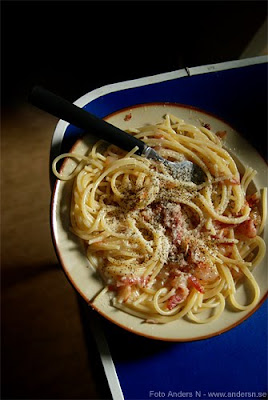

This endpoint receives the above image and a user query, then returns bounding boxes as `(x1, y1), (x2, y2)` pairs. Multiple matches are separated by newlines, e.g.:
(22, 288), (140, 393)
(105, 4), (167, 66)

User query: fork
(29, 86), (205, 184)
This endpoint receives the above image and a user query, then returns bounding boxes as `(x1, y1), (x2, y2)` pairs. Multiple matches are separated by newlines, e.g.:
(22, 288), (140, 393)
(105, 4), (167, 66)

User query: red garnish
(246, 193), (260, 208)
(235, 219), (257, 238)
(216, 130), (227, 139)
(188, 275), (204, 293)
(201, 122), (211, 130)
(167, 289), (185, 310)
(124, 113), (132, 121)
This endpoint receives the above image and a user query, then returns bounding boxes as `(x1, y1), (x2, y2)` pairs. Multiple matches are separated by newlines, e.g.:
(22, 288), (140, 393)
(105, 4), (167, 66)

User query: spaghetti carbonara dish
(53, 114), (267, 324)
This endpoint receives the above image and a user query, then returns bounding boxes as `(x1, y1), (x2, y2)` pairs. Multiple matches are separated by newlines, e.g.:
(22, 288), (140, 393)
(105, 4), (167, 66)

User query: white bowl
(51, 102), (267, 341)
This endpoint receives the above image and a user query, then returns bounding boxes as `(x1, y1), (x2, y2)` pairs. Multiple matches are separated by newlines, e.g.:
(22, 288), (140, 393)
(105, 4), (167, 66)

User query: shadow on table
(77, 294), (176, 365)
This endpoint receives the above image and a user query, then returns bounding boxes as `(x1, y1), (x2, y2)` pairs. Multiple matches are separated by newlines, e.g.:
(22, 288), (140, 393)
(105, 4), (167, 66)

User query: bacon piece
(235, 219), (257, 238)
(216, 130), (227, 139)
(215, 214), (258, 239)
(124, 113), (132, 121)
(117, 276), (139, 286)
(201, 122), (211, 130)
(116, 275), (149, 288)
(110, 275), (149, 302)
(163, 204), (182, 227)
(163, 204), (185, 246)
(167, 288), (187, 310)
(188, 275), (204, 293)
(246, 193), (260, 208)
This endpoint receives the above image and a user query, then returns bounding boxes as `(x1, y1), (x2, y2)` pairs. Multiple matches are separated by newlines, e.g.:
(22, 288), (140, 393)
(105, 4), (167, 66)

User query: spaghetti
(53, 114), (267, 324)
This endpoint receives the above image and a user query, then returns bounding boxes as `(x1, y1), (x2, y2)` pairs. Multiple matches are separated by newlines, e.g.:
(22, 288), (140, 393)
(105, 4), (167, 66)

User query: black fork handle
(29, 86), (147, 156)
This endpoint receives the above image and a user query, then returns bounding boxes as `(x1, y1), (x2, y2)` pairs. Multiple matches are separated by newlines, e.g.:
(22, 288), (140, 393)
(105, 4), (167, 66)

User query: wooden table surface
(1, 103), (111, 399)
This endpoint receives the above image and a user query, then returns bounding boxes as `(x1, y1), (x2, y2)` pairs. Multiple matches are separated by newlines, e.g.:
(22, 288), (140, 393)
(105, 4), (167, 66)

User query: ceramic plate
(51, 103), (267, 341)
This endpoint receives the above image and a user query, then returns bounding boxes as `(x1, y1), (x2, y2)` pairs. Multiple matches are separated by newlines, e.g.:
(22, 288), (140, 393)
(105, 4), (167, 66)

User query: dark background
(1, 1), (267, 400)
(2, 1), (267, 107)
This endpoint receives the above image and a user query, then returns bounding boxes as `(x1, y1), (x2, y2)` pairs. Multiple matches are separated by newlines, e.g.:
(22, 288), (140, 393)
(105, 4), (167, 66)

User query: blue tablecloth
(61, 60), (268, 400)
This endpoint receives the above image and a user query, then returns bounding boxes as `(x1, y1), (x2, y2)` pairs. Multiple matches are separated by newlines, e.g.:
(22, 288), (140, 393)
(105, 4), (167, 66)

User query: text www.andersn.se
(206, 392), (267, 398)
